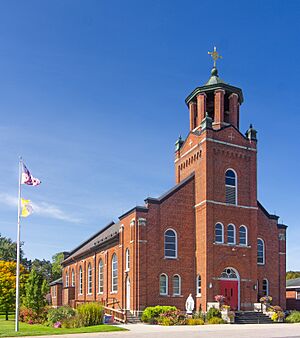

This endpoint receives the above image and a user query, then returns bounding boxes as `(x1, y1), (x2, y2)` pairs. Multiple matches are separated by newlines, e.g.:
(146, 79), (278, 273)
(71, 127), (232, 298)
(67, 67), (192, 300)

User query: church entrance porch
(219, 268), (240, 311)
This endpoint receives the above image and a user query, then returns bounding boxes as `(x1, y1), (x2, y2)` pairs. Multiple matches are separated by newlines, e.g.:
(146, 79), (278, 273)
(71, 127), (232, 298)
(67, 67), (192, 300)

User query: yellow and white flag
(21, 198), (33, 218)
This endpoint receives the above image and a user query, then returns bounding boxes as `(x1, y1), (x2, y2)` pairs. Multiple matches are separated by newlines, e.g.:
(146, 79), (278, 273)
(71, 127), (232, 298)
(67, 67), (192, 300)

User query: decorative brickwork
(58, 65), (287, 313)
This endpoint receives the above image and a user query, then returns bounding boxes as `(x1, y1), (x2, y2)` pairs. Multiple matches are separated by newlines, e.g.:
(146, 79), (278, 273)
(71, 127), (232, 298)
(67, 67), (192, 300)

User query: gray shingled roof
(63, 221), (120, 264)
(286, 278), (300, 288)
(49, 277), (62, 286)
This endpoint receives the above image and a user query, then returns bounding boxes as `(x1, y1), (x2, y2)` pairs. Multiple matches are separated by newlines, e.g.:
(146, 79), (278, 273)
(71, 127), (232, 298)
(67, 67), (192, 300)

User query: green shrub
(141, 306), (177, 323)
(61, 316), (83, 328)
(207, 316), (226, 324)
(286, 311), (300, 323)
(206, 307), (221, 321)
(186, 318), (205, 325)
(192, 311), (205, 321)
(76, 302), (104, 327)
(47, 306), (76, 325)
(157, 310), (186, 326)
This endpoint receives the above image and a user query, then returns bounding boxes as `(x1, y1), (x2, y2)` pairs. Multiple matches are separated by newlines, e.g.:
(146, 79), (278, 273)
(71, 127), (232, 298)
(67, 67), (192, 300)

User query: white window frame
(125, 248), (130, 272)
(66, 271), (69, 287)
(225, 168), (238, 205)
(160, 273), (168, 295)
(239, 225), (248, 246)
(196, 275), (201, 296)
(164, 228), (178, 259)
(296, 291), (300, 300)
(227, 223), (236, 245)
(111, 254), (118, 293)
(262, 278), (269, 296)
(71, 269), (75, 287)
(172, 274), (181, 296)
(215, 222), (224, 244)
(79, 266), (83, 295)
(87, 263), (92, 295)
(257, 238), (265, 265)
(98, 259), (104, 294)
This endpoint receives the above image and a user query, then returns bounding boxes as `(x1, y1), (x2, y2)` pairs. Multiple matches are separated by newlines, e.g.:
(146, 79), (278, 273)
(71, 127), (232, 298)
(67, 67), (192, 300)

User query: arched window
(257, 238), (265, 265)
(262, 278), (269, 296)
(225, 169), (237, 205)
(227, 224), (236, 244)
(160, 273), (168, 295)
(66, 271), (69, 287)
(98, 259), (104, 294)
(87, 263), (92, 294)
(239, 225), (247, 246)
(196, 275), (201, 296)
(215, 223), (224, 243)
(111, 254), (118, 292)
(164, 229), (177, 258)
(220, 268), (238, 279)
(79, 266), (83, 295)
(125, 248), (130, 271)
(173, 275), (181, 296)
(71, 269), (75, 287)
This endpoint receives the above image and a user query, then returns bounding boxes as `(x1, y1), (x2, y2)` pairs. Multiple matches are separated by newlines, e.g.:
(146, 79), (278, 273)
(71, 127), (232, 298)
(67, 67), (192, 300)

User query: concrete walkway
(22, 323), (300, 338)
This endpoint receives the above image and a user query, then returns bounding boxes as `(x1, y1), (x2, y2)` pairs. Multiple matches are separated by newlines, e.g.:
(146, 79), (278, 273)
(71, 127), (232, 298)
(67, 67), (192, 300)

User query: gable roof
(286, 278), (300, 288)
(145, 173), (195, 204)
(257, 201), (279, 220)
(62, 221), (120, 264)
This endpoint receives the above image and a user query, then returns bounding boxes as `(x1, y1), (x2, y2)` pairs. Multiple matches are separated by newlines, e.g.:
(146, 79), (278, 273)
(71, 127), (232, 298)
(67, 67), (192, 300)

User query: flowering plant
(221, 305), (230, 311)
(214, 295), (226, 303)
(259, 295), (272, 304)
(54, 321), (62, 328)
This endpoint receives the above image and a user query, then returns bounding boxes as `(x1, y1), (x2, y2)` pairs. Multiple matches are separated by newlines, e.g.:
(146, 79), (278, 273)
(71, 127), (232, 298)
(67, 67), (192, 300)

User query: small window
(79, 266), (83, 295)
(112, 254), (118, 292)
(98, 259), (104, 294)
(173, 275), (181, 296)
(215, 223), (224, 243)
(225, 169), (237, 205)
(239, 225), (247, 246)
(227, 224), (236, 244)
(125, 248), (130, 271)
(196, 275), (201, 296)
(257, 238), (265, 265)
(164, 229), (177, 258)
(297, 291), (300, 300)
(262, 278), (269, 296)
(71, 269), (75, 287)
(160, 274), (168, 295)
(87, 264), (92, 294)
(66, 271), (69, 287)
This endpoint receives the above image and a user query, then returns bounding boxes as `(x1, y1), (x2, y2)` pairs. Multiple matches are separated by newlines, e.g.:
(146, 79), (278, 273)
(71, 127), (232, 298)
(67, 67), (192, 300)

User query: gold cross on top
(208, 46), (222, 68)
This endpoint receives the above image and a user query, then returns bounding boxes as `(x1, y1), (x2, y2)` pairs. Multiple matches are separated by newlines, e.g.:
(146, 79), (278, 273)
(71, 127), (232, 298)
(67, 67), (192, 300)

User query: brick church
(51, 50), (287, 315)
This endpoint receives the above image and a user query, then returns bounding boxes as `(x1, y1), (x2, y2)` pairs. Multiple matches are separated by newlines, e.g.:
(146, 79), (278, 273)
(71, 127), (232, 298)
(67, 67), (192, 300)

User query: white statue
(185, 293), (194, 314)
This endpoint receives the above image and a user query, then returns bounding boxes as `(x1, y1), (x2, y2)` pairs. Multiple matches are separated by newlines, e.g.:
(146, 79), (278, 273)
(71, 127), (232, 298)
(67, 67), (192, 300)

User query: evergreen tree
(23, 269), (48, 313)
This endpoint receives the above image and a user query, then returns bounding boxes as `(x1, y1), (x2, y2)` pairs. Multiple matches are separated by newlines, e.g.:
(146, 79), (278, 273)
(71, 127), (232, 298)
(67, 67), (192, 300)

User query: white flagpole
(15, 157), (22, 332)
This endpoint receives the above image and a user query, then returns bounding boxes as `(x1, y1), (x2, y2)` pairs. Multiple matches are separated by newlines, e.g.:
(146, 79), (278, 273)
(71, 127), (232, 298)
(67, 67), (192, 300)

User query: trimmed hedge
(286, 311), (300, 323)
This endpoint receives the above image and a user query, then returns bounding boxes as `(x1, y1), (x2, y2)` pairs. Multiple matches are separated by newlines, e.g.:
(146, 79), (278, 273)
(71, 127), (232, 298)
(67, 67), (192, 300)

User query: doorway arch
(219, 267), (240, 310)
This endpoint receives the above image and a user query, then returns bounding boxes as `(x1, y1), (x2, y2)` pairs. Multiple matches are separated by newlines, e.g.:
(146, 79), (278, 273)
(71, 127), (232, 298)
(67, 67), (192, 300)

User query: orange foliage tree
(0, 260), (28, 320)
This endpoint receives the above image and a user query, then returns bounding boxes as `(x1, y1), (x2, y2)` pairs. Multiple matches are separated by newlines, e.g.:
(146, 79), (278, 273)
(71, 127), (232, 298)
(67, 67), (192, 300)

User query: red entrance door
(220, 280), (238, 310)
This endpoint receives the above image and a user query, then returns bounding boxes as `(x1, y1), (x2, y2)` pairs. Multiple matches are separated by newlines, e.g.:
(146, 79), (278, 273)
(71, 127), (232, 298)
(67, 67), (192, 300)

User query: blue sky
(0, 0), (299, 270)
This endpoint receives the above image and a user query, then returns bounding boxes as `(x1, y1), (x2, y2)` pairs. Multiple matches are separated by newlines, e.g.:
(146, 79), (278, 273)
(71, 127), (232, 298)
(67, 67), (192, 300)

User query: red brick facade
(57, 65), (287, 314)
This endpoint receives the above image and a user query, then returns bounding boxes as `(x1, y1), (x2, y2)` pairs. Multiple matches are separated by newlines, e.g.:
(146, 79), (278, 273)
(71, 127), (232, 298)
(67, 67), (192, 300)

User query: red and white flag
(21, 162), (41, 186)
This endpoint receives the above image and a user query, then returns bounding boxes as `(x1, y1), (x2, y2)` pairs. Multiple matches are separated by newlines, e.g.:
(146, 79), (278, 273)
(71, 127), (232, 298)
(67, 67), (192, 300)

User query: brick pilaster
(214, 89), (225, 129)
(229, 93), (239, 128)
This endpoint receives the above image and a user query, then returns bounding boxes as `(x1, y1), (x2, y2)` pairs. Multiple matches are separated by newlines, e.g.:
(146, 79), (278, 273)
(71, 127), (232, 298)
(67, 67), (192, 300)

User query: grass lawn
(0, 315), (126, 337)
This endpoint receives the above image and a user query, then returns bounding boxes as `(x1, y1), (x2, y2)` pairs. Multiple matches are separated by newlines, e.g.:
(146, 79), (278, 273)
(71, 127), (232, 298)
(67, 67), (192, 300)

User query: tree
(31, 259), (52, 282)
(0, 261), (27, 320)
(51, 252), (65, 281)
(0, 233), (31, 270)
(23, 269), (48, 314)
(286, 271), (300, 280)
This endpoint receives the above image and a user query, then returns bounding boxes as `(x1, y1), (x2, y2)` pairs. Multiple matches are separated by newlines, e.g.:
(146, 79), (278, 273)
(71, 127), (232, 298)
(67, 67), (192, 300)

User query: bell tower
(185, 47), (243, 132)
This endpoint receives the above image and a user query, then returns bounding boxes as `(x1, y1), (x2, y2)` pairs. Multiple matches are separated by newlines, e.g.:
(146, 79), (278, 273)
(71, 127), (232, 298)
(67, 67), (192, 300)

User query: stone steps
(126, 311), (141, 324)
(235, 311), (274, 324)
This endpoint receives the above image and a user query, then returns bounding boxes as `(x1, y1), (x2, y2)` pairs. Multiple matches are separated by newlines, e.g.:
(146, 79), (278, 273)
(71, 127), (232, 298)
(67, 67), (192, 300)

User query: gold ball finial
(208, 46), (222, 68)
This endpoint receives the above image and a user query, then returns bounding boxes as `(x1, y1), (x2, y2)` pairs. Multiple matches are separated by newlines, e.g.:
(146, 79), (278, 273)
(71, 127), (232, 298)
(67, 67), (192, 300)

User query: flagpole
(15, 157), (22, 332)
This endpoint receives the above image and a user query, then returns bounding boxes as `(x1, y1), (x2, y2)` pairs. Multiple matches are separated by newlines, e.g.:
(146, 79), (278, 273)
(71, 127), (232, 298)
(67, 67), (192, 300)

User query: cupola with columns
(185, 47), (244, 131)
